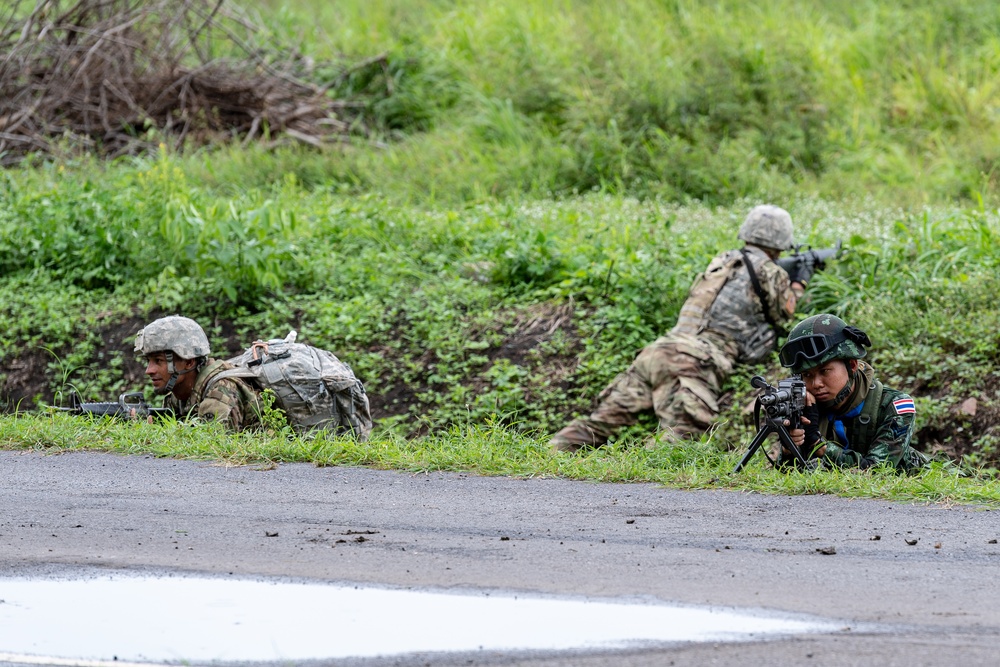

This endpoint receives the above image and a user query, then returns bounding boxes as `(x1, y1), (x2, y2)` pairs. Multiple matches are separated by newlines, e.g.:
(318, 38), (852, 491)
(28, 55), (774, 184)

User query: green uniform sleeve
(819, 440), (865, 468)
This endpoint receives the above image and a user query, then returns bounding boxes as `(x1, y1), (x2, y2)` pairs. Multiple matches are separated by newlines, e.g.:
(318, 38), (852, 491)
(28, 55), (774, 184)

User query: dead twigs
(0, 0), (387, 164)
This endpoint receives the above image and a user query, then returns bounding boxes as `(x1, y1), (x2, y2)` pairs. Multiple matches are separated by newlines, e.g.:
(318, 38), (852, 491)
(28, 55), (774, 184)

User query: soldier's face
(801, 360), (854, 407)
(144, 353), (171, 395)
(144, 353), (196, 396)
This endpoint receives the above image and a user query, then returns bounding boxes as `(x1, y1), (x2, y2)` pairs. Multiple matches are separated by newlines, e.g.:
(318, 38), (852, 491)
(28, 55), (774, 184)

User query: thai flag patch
(892, 398), (916, 415)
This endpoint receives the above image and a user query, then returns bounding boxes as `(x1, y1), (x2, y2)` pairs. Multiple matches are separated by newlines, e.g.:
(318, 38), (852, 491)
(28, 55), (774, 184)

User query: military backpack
(208, 332), (373, 440)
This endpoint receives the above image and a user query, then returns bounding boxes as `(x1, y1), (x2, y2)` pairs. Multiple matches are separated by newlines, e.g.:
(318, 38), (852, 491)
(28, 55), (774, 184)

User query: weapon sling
(739, 249), (784, 340)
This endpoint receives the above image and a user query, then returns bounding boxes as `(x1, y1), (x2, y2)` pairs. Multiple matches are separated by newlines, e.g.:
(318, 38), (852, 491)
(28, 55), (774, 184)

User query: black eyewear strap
(779, 331), (846, 368)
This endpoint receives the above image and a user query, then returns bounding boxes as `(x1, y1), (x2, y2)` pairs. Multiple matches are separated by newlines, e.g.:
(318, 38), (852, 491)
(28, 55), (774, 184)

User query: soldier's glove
(786, 259), (817, 286)
(802, 403), (822, 454)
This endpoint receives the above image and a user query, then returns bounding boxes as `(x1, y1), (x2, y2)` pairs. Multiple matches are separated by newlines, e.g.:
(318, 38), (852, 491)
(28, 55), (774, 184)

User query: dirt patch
(909, 372), (1000, 463)
(1, 313), (148, 410)
(355, 300), (586, 433)
(489, 301), (576, 366)
(371, 381), (423, 422)
(1, 349), (51, 411)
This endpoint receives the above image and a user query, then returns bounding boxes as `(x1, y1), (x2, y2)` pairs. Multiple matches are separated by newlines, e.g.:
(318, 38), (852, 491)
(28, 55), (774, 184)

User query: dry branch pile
(0, 0), (386, 164)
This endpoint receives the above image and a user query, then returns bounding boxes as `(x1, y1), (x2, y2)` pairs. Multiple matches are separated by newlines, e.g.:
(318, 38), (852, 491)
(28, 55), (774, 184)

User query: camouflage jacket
(815, 362), (923, 471)
(163, 359), (262, 431)
(673, 245), (797, 364)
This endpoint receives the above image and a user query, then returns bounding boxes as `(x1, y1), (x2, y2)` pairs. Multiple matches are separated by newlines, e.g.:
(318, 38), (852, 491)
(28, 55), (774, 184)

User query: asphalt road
(2, 449), (999, 666)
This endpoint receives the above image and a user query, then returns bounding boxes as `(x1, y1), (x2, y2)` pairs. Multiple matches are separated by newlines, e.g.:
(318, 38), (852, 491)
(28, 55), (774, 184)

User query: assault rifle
(776, 240), (843, 285)
(732, 375), (810, 473)
(56, 391), (173, 420)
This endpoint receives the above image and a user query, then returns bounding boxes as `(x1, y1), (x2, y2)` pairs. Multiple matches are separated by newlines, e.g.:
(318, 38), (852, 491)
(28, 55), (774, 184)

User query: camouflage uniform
(136, 315), (262, 432)
(778, 314), (924, 471)
(163, 359), (262, 432)
(552, 243), (799, 452)
(807, 361), (922, 470)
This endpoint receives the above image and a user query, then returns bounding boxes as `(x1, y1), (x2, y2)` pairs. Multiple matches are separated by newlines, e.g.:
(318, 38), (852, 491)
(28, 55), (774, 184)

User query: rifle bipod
(732, 413), (810, 474)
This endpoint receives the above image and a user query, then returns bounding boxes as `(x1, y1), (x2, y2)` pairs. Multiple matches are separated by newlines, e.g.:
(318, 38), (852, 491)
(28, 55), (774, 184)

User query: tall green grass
(223, 0), (1000, 206)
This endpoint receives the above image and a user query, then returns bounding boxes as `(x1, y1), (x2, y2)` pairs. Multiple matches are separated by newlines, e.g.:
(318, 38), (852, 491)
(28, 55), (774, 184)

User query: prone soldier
(134, 315), (262, 431)
(779, 314), (925, 471)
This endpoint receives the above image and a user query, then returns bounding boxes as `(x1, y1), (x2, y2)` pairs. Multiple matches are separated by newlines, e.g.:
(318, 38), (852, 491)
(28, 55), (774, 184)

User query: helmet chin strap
(163, 351), (198, 394)
(818, 360), (857, 411)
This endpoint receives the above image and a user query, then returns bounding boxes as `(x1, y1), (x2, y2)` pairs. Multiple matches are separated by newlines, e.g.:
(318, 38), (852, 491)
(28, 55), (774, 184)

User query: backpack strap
(194, 360), (234, 395)
(854, 379), (883, 448)
(739, 248), (783, 339)
(205, 365), (256, 391)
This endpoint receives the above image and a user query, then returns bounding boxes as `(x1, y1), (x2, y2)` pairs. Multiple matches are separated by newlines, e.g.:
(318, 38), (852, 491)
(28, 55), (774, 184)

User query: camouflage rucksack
(209, 332), (373, 440)
(673, 251), (746, 335)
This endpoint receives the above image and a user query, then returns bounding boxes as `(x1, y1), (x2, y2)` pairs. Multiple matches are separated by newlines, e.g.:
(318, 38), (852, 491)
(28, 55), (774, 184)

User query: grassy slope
(2, 0), (1000, 502)
(235, 0), (1000, 207)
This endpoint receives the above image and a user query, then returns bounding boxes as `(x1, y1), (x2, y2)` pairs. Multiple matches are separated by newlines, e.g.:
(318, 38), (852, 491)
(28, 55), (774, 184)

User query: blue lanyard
(831, 401), (865, 451)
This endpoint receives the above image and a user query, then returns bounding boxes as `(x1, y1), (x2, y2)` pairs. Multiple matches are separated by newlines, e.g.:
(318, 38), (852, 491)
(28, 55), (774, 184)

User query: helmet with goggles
(779, 314), (871, 373)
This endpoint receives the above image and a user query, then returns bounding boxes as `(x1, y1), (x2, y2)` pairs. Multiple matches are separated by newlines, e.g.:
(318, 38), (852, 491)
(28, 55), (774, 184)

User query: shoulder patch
(892, 397), (916, 415)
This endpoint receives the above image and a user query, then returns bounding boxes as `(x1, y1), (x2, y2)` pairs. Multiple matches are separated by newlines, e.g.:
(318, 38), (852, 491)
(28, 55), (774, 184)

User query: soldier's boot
(549, 419), (610, 453)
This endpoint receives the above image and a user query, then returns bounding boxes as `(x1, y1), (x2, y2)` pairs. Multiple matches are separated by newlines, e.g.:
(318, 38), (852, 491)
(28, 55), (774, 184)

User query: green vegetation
(3, 414), (995, 505)
(237, 0), (1000, 206)
(2, 0), (1000, 504)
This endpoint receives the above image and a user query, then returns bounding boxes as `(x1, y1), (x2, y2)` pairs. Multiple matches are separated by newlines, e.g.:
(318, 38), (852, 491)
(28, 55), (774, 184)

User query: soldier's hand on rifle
(784, 391), (825, 458)
(126, 407), (155, 424)
(785, 263), (812, 287)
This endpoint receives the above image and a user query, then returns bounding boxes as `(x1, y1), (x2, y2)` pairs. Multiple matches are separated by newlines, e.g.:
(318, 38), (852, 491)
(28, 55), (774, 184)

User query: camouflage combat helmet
(738, 205), (794, 251)
(779, 313), (871, 373)
(134, 315), (211, 359)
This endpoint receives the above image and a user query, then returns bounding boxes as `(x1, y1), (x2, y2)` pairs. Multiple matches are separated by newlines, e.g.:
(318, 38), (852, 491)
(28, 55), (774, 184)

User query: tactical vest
(674, 248), (778, 363)
(855, 379), (884, 448)
(674, 251), (745, 335)
(819, 379), (884, 451)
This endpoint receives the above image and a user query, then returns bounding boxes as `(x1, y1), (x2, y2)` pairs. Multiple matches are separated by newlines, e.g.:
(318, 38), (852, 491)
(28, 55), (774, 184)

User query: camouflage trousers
(550, 333), (736, 452)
